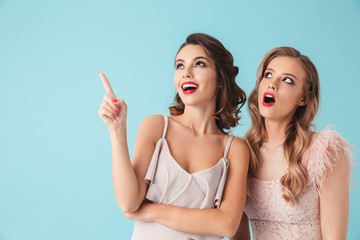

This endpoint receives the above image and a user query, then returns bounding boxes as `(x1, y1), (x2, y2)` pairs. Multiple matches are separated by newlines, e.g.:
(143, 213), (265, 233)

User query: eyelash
(195, 61), (206, 67)
(175, 63), (184, 69)
(283, 77), (293, 84)
(264, 72), (272, 78)
(175, 61), (206, 69)
(264, 72), (294, 85)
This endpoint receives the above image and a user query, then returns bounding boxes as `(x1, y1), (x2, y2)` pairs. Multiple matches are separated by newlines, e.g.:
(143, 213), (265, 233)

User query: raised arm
(125, 137), (249, 238)
(98, 71), (161, 213)
(319, 148), (350, 239)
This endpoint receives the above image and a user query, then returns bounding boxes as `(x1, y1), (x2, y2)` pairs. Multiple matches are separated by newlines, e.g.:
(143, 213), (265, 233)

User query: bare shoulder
(141, 114), (165, 126)
(137, 114), (166, 144)
(228, 136), (249, 165)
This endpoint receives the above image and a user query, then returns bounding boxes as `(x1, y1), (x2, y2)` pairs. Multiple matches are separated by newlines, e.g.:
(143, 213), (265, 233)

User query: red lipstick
(181, 81), (199, 94)
(262, 92), (276, 107)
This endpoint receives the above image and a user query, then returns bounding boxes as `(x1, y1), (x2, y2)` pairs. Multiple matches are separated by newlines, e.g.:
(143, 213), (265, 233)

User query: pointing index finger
(99, 71), (116, 97)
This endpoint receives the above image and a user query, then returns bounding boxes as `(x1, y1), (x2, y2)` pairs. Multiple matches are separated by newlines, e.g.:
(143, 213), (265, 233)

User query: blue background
(1, 0), (359, 239)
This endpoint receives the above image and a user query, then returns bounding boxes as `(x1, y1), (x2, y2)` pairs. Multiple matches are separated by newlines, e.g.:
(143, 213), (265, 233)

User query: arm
(110, 114), (162, 213)
(319, 149), (350, 239)
(98, 72), (162, 213)
(230, 213), (251, 240)
(125, 137), (249, 238)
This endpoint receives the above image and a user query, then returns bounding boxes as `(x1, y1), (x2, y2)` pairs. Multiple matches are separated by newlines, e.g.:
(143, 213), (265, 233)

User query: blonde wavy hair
(246, 47), (320, 203)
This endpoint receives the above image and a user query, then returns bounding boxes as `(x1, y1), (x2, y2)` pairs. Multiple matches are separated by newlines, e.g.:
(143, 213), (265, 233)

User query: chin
(181, 99), (200, 107)
(259, 107), (275, 119)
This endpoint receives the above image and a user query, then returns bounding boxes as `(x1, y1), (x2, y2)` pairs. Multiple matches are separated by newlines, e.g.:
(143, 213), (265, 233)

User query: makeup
(181, 81), (199, 94)
(262, 92), (276, 107)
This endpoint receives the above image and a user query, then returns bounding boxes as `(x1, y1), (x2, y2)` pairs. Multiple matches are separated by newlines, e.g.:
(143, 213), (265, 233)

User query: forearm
(230, 213), (250, 240)
(109, 125), (142, 212)
(152, 204), (241, 238)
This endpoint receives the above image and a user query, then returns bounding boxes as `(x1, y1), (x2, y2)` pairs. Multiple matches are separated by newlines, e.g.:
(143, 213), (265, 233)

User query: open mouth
(181, 81), (199, 94)
(262, 92), (276, 107)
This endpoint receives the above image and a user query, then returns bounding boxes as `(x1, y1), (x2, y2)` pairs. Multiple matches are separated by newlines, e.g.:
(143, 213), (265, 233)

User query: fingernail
(113, 116), (116, 119)
(116, 113), (119, 117)
(112, 99), (117, 102)
(114, 106), (119, 111)
(98, 71), (101, 74)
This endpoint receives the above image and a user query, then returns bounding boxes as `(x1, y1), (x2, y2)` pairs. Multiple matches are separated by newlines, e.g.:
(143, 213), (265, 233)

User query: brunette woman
(98, 33), (249, 239)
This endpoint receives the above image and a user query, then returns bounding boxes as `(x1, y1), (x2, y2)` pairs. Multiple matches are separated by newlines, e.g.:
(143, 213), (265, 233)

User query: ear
(298, 97), (306, 106)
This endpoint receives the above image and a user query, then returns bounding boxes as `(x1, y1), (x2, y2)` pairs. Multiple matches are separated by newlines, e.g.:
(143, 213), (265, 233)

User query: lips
(262, 92), (276, 107)
(181, 81), (199, 94)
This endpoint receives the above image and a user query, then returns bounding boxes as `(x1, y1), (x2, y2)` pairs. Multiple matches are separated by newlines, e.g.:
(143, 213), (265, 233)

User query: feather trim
(306, 125), (355, 196)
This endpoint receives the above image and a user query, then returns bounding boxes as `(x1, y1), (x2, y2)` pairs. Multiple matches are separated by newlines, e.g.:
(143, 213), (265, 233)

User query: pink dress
(244, 126), (354, 240)
(131, 115), (233, 240)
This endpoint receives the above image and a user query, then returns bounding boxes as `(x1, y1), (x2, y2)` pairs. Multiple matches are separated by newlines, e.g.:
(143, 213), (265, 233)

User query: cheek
(210, 74), (218, 88)
(258, 80), (266, 91)
(257, 83), (265, 101)
(284, 88), (304, 103)
(173, 73), (180, 86)
(203, 72), (217, 90)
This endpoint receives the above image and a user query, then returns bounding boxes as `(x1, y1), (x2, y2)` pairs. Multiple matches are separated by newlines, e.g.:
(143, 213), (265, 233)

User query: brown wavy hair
(169, 33), (246, 133)
(246, 47), (320, 203)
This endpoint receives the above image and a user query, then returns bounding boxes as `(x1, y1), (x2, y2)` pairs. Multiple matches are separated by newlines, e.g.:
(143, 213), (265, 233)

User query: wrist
(148, 204), (162, 222)
(108, 123), (126, 135)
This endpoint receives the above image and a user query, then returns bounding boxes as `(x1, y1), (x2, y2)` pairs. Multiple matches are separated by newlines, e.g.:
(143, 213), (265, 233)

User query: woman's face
(258, 56), (307, 123)
(174, 44), (218, 108)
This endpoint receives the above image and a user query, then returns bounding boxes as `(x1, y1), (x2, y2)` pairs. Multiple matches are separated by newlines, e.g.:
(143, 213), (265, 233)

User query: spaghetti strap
(223, 135), (234, 158)
(162, 115), (168, 139)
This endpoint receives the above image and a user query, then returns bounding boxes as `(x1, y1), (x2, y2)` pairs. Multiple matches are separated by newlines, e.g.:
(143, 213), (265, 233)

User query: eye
(264, 72), (272, 78)
(175, 63), (184, 69)
(283, 77), (294, 84)
(195, 61), (206, 67)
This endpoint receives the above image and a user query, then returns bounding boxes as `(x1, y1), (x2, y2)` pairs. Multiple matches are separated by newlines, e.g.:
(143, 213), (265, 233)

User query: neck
(263, 118), (290, 148)
(179, 104), (220, 135)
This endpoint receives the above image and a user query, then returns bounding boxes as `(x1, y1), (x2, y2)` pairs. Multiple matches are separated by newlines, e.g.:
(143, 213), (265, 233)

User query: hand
(123, 202), (155, 222)
(97, 71), (127, 130)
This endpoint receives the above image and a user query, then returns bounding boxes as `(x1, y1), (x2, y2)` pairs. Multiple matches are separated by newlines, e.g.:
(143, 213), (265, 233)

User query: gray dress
(132, 115), (232, 240)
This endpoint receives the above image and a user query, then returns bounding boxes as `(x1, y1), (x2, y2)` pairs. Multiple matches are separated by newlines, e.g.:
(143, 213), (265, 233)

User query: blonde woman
(232, 47), (353, 240)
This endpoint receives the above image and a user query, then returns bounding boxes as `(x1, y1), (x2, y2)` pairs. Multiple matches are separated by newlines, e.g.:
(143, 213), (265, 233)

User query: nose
(182, 67), (192, 79)
(267, 78), (277, 90)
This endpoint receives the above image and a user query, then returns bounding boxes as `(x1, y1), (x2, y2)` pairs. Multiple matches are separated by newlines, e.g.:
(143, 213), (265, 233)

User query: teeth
(264, 94), (276, 103)
(182, 84), (198, 90)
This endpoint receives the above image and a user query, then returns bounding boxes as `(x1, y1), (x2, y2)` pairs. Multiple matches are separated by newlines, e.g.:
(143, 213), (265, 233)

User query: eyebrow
(266, 68), (298, 80)
(175, 56), (209, 64)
